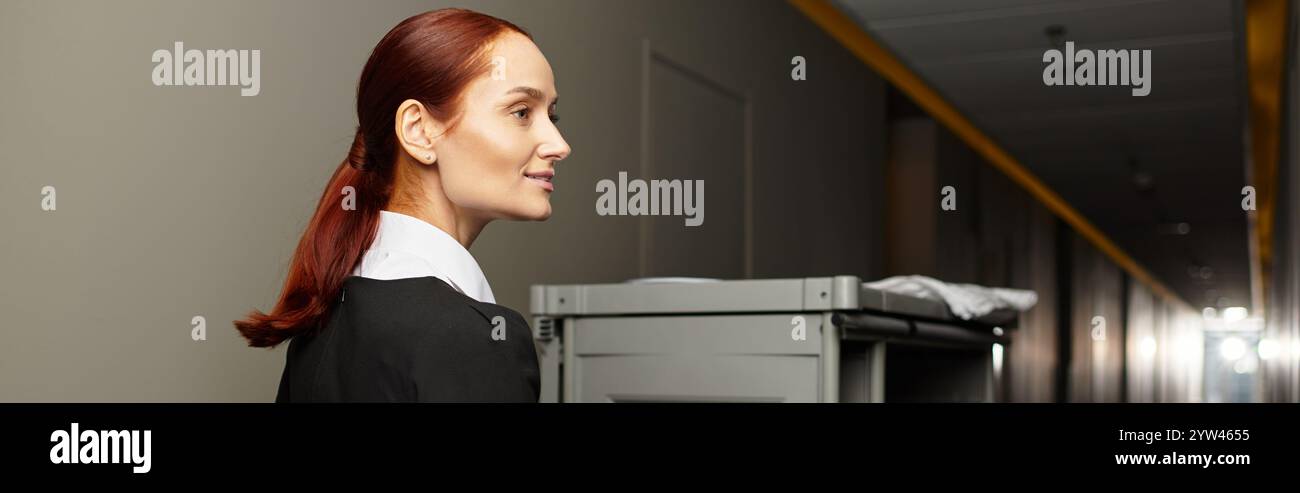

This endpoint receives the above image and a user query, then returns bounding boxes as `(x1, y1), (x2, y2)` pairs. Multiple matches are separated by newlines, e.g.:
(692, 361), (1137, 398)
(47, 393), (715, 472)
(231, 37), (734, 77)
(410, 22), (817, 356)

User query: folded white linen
(863, 275), (1038, 320)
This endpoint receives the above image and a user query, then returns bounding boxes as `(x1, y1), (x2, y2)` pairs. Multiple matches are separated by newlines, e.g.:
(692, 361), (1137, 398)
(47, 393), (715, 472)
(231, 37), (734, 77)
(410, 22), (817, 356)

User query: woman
(234, 8), (570, 402)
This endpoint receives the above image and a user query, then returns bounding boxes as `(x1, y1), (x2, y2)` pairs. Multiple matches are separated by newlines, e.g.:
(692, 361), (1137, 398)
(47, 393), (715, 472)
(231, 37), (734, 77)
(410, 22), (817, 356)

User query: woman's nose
(541, 137), (571, 163)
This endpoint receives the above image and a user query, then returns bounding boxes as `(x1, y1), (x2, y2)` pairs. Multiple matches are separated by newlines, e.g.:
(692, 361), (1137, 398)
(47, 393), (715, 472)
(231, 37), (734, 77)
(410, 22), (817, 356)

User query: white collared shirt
(352, 210), (496, 303)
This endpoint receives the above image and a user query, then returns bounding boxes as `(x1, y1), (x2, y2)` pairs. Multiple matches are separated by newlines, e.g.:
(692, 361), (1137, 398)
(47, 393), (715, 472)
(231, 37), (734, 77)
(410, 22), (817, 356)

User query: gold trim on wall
(1244, 0), (1289, 314)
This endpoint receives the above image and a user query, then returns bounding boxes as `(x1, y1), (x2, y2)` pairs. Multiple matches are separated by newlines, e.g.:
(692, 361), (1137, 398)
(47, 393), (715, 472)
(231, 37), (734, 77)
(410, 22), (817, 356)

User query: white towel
(864, 275), (1038, 320)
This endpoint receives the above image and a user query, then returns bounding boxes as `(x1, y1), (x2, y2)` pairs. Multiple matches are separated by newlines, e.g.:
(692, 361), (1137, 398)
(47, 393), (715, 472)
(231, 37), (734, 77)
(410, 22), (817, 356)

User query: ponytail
(235, 8), (531, 348)
(234, 130), (387, 347)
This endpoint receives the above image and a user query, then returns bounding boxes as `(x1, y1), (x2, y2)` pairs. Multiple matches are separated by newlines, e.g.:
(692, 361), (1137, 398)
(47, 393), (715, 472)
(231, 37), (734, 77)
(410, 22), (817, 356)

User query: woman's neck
(385, 161), (489, 249)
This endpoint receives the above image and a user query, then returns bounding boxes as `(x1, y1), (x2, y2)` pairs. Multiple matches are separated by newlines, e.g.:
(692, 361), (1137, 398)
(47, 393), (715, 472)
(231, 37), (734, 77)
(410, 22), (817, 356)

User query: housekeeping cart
(529, 275), (1017, 403)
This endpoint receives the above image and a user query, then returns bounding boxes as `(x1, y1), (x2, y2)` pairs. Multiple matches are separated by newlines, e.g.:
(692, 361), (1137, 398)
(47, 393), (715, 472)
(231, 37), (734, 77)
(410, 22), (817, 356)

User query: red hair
(235, 9), (531, 348)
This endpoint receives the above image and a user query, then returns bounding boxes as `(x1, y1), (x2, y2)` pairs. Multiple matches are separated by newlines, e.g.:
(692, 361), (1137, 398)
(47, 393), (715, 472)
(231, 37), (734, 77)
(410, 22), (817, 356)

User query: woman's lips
(524, 170), (555, 192)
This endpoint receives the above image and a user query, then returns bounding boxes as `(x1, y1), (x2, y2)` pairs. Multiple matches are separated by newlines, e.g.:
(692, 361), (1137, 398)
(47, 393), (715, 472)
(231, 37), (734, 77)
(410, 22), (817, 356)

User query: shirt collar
(362, 210), (496, 303)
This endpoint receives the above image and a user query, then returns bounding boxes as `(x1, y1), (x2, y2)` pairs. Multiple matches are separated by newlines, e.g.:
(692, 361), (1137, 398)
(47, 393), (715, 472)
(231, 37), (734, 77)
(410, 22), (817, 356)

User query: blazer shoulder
(329, 276), (540, 402)
(336, 276), (531, 346)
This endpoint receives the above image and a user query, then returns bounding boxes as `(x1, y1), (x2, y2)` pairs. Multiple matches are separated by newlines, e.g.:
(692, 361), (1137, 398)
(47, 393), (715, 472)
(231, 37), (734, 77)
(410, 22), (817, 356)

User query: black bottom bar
(4, 403), (1294, 481)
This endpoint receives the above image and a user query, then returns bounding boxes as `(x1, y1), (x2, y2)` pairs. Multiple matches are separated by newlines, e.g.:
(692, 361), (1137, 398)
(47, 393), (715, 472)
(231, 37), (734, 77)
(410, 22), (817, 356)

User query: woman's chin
(532, 204), (553, 221)
(509, 202), (552, 221)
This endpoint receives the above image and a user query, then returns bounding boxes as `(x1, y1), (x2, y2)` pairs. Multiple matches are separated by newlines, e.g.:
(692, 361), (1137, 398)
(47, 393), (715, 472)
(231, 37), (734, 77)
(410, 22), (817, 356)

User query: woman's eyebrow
(505, 86), (558, 105)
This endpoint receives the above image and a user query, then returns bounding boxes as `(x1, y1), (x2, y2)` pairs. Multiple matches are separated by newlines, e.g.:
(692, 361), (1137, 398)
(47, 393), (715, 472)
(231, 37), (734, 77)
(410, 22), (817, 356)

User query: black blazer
(276, 276), (541, 402)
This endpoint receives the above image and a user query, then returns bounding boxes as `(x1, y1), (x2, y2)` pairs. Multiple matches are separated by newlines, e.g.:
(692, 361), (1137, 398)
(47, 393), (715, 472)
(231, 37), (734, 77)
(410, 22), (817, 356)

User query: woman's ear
(395, 99), (442, 165)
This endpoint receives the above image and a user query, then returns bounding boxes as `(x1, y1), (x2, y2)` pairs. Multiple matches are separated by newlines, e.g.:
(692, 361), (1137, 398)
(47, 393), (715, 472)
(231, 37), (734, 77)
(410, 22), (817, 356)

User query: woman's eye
(511, 106), (559, 124)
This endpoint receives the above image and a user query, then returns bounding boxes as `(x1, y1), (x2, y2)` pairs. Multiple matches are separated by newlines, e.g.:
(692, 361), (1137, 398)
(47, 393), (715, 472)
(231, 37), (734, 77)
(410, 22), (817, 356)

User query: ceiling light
(1138, 337), (1157, 358)
(1219, 337), (1247, 361)
(1259, 339), (1280, 360)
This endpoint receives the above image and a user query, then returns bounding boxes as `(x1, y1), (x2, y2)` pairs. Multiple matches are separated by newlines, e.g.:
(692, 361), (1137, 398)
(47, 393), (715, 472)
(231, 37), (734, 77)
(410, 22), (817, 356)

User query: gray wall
(1065, 233), (1125, 403)
(886, 117), (1060, 402)
(0, 0), (886, 401)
